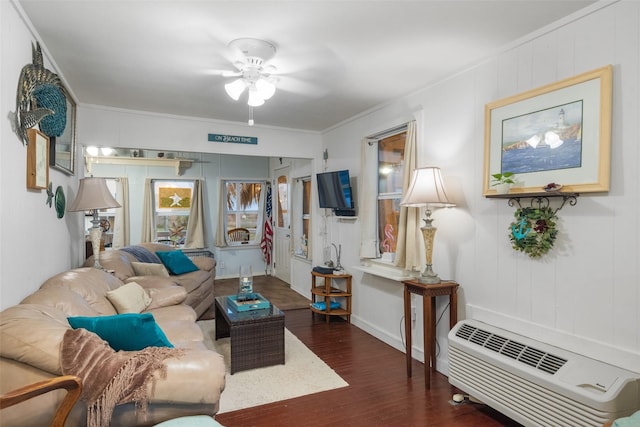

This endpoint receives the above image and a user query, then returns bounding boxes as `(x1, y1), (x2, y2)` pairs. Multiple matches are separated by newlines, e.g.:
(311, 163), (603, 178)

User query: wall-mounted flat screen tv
(316, 169), (354, 212)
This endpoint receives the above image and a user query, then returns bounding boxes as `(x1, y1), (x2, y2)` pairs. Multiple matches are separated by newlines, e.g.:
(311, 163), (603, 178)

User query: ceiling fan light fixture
(221, 38), (279, 108)
(224, 78), (247, 101)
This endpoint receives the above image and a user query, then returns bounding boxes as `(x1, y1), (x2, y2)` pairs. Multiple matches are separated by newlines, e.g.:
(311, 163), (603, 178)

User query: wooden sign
(208, 134), (257, 145)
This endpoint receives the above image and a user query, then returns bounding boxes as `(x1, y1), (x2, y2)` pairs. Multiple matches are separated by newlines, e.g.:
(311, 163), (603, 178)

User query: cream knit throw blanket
(61, 328), (185, 427)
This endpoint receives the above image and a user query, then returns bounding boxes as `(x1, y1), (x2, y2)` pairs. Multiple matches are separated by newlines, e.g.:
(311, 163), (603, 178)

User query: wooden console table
(402, 279), (459, 388)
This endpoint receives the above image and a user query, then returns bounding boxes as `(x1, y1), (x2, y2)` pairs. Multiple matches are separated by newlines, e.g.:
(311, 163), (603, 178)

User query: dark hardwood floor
(215, 308), (521, 427)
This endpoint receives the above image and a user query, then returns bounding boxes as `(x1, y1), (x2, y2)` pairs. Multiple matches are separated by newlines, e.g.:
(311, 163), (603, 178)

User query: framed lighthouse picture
(483, 65), (613, 196)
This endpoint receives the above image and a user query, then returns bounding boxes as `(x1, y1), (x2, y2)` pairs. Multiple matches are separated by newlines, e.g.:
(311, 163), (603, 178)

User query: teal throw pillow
(156, 250), (199, 275)
(67, 313), (173, 351)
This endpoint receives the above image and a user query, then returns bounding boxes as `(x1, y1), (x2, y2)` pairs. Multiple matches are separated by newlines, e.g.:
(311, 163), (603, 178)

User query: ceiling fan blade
(222, 70), (242, 77)
(203, 69), (241, 77)
(276, 75), (329, 98)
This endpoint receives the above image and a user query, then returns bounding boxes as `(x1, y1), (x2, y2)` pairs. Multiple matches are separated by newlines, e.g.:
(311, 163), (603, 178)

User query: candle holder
(238, 265), (254, 301)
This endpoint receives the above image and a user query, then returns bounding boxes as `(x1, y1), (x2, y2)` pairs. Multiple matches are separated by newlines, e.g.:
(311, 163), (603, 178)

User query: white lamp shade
(224, 78), (247, 101)
(255, 78), (276, 100)
(247, 86), (265, 107)
(400, 167), (455, 208)
(68, 177), (121, 212)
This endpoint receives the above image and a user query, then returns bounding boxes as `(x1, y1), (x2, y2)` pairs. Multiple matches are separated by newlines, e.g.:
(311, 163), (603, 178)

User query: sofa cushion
(106, 282), (152, 314)
(156, 251), (199, 275)
(0, 304), (71, 374)
(84, 251), (138, 281)
(40, 268), (122, 315)
(149, 304), (198, 324)
(132, 261), (170, 278)
(125, 275), (176, 289)
(121, 245), (163, 264)
(67, 313), (173, 351)
(146, 286), (188, 310)
(154, 318), (203, 345)
(171, 269), (211, 294)
(21, 287), (100, 317)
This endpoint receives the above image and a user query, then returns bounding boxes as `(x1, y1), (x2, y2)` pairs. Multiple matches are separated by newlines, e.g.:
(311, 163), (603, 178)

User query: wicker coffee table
(214, 295), (285, 374)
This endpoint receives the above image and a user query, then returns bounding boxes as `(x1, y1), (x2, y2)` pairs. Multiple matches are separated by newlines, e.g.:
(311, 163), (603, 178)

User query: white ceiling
(18, 0), (597, 132)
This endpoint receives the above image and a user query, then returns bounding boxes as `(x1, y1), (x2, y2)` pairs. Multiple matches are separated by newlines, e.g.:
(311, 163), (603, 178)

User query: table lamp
(400, 167), (455, 284)
(68, 177), (121, 269)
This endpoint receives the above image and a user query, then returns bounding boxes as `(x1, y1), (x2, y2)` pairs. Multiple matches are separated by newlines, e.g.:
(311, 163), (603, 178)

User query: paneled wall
(321, 1), (639, 373)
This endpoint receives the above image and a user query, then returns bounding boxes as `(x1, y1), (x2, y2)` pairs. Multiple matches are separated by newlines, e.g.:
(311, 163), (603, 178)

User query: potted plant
(491, 172), (516, 194)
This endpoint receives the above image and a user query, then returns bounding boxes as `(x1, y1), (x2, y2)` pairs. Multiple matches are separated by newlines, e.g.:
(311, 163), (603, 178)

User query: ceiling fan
(220, 38), (280, 108)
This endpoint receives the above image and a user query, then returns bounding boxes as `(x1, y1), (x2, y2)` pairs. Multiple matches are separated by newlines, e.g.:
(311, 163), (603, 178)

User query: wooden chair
(227, 227), (250, 243)
(0, 375), (82, 427)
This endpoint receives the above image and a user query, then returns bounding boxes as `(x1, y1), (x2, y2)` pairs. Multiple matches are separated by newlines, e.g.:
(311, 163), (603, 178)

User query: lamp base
(89, 224), (103, 270)
(418, 264), (441, 284)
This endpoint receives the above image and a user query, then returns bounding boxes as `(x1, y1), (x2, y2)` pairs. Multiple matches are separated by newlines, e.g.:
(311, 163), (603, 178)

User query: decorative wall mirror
(49, 94), (76, 175)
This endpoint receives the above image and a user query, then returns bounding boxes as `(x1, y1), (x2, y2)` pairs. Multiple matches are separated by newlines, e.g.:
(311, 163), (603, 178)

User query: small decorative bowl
(543, 183), (563, 192)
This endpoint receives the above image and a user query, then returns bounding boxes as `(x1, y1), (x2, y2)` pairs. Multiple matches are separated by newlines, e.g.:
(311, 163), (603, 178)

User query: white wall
(1, 1), (82, 308)
(320, 0), (639, 374)
(78, 105), (322, 160)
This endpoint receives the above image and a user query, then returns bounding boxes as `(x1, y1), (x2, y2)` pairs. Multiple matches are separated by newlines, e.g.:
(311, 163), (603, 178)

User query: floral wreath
(509, 206), (558, 258)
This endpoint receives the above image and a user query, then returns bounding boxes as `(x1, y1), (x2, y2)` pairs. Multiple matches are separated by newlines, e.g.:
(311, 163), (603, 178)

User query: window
(377, 131), (406, 257)
(152, 180), (194, 245)
(224, 180), (263, 245)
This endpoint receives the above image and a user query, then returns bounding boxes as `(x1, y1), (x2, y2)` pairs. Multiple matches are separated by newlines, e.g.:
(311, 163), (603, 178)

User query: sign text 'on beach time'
(208, 134), (258, 145)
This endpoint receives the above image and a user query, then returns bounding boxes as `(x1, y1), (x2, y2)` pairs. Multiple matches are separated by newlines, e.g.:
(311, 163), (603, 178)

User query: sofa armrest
(146, 287), (187, 310)
(190, 257), (215, 272)
(147, 350), (226, 405)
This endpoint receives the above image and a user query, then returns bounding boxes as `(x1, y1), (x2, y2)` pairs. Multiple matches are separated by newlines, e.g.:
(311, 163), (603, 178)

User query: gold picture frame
(483, 65), (613, 195)
(27, 128), (49, 190)
(49, 92), (76, 175)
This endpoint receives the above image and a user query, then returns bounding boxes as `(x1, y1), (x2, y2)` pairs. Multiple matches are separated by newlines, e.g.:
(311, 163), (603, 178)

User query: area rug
(198, 320), (348, 413)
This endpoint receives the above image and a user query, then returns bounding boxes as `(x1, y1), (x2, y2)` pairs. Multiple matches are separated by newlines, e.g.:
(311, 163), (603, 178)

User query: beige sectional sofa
(85, 243), (216, 319)
(0, 262), (226, 426)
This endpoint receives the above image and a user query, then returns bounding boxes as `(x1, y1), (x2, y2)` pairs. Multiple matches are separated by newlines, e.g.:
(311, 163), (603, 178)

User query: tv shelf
(336, 216), (358, 222)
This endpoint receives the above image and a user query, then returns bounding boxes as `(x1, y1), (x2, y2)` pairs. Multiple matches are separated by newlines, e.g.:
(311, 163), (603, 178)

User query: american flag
(260, 183), (273, 270)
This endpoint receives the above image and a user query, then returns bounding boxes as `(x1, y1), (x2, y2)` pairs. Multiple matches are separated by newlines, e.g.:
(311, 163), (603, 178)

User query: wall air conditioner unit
(448, 319), (640, 427)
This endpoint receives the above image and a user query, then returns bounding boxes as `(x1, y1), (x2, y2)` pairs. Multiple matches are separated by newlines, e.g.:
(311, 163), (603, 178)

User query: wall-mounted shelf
(486, 191), (579, 213)
(85, 156), (194, 176)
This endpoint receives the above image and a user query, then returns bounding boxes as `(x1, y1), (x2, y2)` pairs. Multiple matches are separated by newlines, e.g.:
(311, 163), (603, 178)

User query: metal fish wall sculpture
(14, 42), (68, 145)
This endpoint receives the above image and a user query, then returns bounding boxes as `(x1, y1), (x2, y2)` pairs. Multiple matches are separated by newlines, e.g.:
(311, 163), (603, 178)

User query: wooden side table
(402, 279), (459, 388)
(310, 271), (352, 323)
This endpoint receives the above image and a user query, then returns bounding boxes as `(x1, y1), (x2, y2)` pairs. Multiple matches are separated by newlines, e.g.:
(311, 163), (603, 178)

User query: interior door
(274, 168), (291, 284)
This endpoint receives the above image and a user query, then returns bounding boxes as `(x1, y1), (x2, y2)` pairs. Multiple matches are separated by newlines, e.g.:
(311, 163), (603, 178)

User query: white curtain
(185, 179), (205, 248)
(394, 121), (423, 271)
(253, 183), (266, 244)
(112, 177), (129, 248)
(359, 138), (379, 258)
(292, 178), (312, 260)
(215, 179), (226, 247)
(141, 178), (154, 243)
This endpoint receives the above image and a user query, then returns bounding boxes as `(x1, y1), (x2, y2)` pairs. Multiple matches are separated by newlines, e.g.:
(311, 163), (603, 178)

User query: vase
(238, 265), (253, 301)
(495, 183), (512, 194)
